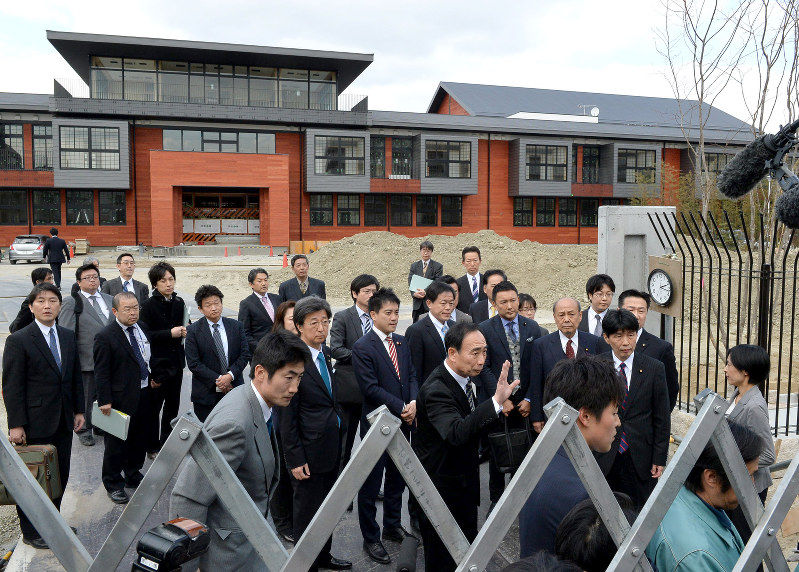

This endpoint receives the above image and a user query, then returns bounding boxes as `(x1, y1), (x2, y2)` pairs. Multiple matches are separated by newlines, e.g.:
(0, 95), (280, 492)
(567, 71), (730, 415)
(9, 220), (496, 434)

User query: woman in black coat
(139, 261), (187, 454)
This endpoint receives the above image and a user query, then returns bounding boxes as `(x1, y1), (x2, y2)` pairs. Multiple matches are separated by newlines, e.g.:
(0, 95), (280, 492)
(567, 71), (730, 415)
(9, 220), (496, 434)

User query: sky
(0, 0), (790, 130)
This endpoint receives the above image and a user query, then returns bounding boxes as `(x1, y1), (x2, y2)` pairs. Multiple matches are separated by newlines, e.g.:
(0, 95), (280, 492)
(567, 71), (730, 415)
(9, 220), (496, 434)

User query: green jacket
(647, 486), (744, 571)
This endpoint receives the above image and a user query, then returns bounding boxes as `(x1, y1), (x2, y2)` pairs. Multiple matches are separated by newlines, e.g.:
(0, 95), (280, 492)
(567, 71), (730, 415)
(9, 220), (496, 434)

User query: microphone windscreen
(776, 185), (799, 229)
(717, 138), (772, 199)
(396, 535), (420, 572)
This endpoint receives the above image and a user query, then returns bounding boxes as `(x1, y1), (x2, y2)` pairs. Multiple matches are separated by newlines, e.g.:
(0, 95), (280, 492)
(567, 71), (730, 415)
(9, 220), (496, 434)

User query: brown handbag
(0, 444), (62, 505)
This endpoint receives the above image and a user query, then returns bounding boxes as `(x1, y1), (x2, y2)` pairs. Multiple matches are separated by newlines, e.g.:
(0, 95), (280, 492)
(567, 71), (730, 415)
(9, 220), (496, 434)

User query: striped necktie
(362, 313), (372, 334)
(618, 362), (630, 454)
(386, 335), (401, 379)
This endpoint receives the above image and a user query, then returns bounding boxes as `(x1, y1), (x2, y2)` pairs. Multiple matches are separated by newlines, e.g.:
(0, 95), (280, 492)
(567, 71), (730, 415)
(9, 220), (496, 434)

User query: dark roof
(47, 30), (373, 93)
(0, 92), (51, 112)
(427, 82), (750, 133)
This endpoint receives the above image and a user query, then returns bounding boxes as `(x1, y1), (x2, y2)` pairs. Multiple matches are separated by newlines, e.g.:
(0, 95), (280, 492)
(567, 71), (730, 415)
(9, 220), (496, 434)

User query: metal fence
(647, 211), (799, 435)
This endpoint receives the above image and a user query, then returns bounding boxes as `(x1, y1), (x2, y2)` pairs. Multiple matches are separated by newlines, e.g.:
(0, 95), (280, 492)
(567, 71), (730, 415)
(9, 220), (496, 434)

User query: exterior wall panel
(53, 117), (131, 189)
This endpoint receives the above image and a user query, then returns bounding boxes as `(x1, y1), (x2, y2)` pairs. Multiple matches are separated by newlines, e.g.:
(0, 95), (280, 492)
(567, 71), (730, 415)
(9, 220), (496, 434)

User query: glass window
(189, 72), (204, 104)
(337, 194), (360, 226)
(123, 59), (157, 101)
(603, 198), (628, 206)
(0, 190), (28, 225)
(513, 197), (534, 226)
(416, 195), (437, 226)
(426, 140), (470, 178)
(314, 136), (365, 175)
(91, 57), (123, 99)
(60, 126), (119, 170)
(705, 152), (730, 174)
(559, 198), (577, 227)
(618, 149), (655, 183)
(183, 130), (201, 151)
(364, 194), (386, 226)
(99, 191), (126, 225)
(580, 198), (599, 227)
(392, 137), (413, 178)
(583, 146), (601, 184)
(59, 126), (89, 169)
(526, 145), (568, 181)
(0, 123), (24, 170)
(536, 197), (555, 226)
(233, 77), (248, 106)
(163, 129), (182, 151)
(158, 61), (189, 103)
(239, 132), (257, 153)
(390, 195), (412, 226)
(219, 75), (235, 106)
(66, 190), (94, 225)
(309, 194), (333, 225)
(310, 81), (336, 110)
(257, 133), (275, 154)
(279, 69), (309, 109)
(220, 131), (237, 153)
(90, 127), (120, 170)
(33, 125), (53, 170)
(249, 67), (278, 107)
(370, 136), (385, 178)
(441, 196), (463, 226)
(32, 190), (60, 225)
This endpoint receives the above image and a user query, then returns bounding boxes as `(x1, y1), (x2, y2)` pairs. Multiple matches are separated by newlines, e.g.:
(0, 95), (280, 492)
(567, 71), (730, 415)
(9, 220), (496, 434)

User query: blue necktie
(266, 417), (273, 436)
(618, 363), (630, 454)
(506, 321), (517, 342)
(48, 328), (62, 371)
(472, 276), (479, 302)
(126, 326), (149, 381)
(362, 314), (372, 335)
(316, 353), (340, 426)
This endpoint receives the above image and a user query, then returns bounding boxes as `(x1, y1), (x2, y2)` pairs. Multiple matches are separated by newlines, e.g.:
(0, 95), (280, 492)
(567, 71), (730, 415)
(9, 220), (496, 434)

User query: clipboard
(91, 401), (130, 440)
(409, 274), (433, 293)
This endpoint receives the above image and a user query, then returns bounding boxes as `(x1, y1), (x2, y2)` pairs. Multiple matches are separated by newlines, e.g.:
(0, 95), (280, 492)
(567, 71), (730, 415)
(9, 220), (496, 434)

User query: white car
(8, 234), (49, 264)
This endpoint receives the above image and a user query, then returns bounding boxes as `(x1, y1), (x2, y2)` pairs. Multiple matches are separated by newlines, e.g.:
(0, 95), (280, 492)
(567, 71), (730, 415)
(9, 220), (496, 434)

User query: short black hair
(291, 254), (308, 267)
(75, 263), (100, 282)
(685, 420), (763, 494)
(555, 493), (637, 572)
(544, 354), (625, 419)
(368, 287), (401, 314)
(31, 267), (52, 285)
(601, 309), (639, 336)
(148, 261), (176, 288)
(491, 280), (518, 302)
(617, 289), (651, 309)
(425, 280), (455, 303)
(420, 240), (434, 251)
(250, 329), (311, 379)
(293, 295), (332, 327)
(350, 274), (380, 301)
(27, 283), (62, 305)
(501, 552), (582, 571)
(728, 344), (770, 396)
(518, 293), (537, 310)
(437, 274), (457, 286)
(461, 246), (481, 261)
(444, 321), (481, 352)
(586, 273), (615, 296)
(49, 227), (58, 236)
(116, 252), (134, 264)
(483, 269), (507, 284)
(195, 284), (224, 307)
(248, 267), (269, 284)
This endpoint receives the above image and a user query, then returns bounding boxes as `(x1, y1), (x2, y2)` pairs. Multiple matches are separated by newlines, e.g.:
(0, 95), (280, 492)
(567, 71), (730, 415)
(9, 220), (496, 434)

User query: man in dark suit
(456, 245), (485, 314)
(596, 309), (670, 508)
(238, 267), (282, 356)
(420, 275), (472, 324)
(185, 285), (251, 422)
(9, 267), (53, 334)
(278, 254), (326, 302)
(69, 256), (107, 296)
(524, 297), (610, 431)
(2, 283), (85, 549)
(42, 227), (70, 288)
(408, 240), (443, 323)
(406, 281), (457, 385)
(578, 274), (615, 337)
(101, 252), (150, 304)
(414, 322), (518, 571)
(618, 289), (680, 411)
(280, 296), (351, 570)
(353, 288), (419, 565)
(94, 292), (154, 504)
(468, 269), (506, 324)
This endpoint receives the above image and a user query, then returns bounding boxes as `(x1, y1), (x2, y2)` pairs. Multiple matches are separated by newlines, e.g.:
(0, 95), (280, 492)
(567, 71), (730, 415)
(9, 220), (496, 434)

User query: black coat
(43, 236), (69, 264)
(329, 305), (368, 404)
(456, 273), (486, 314)
(278, 277), (326, 303)
(2, 322), (84, 438)
(637, 329), (679, 411)
(238, 292), (281, 355)
(468, 299), (491, 324)
(478, 314), (543, 404)
(405, 315), (449, 386)
(94, 321), (150, 415)
(139, 291), (187, 381)
(8, 300), (34, 334)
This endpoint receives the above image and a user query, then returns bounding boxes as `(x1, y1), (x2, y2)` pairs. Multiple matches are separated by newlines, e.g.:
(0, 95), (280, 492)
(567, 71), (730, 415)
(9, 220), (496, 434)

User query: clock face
(648, 269), (673, 306)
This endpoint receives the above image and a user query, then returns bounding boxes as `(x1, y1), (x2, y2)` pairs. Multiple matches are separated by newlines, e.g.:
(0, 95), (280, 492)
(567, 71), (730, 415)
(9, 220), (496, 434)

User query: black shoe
(108, 489), (129, 504)
(78, 432), (95, 446)
(410, 515), (421, 533)
(377, 489), (384, 501)
(278, 531), (295, 544)
(125, 472), (144, 489)
(382, 526), (414, 543)
(22, 536), (49, 549)
(317, 555), (352, 570)
(346, 502), (353, 512)
(363, 541), (390, 564)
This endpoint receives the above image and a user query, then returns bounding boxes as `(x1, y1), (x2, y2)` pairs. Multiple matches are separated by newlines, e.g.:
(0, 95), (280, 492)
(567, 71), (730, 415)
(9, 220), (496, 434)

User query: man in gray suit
(101, 253), (149, 304)
(170, 330), (309, 571)
(408, 240), (443, 323)
(60, 263), (115, 447)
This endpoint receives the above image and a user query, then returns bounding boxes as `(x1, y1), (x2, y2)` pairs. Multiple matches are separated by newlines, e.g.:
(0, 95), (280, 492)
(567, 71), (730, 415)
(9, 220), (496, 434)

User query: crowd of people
(1, 233), (776, 571)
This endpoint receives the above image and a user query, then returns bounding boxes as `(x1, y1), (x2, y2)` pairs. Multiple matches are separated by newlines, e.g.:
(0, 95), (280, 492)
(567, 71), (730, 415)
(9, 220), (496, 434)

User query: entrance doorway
(182, 188), (260, 243)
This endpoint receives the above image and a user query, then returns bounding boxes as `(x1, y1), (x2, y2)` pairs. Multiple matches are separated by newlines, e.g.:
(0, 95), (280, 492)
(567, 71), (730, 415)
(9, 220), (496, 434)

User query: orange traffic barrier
(238, 246), (242, 256)
(269, 246), (274, 256)
(224, 247), (228, 257)
(282, 253), (288, 268)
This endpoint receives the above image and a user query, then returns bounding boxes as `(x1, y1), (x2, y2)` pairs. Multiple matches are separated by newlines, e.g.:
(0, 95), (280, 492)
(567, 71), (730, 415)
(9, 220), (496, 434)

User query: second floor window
(527, 144), (567, 181)
(370, 136), (385, 178)
(392, 137), (413, 178)
(314, 136), (365, 175)
(618, 149), (655, 183)
(60, 126), (120, 170)
(0, 123), (24, 170)
(33, 125), (53, 170)
(582, 145), (601, 184)
(426, 140), (470, 178)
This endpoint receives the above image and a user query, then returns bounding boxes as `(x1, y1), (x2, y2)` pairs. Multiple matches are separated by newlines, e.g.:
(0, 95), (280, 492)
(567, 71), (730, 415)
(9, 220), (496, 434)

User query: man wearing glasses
(578, 274), (616, 336)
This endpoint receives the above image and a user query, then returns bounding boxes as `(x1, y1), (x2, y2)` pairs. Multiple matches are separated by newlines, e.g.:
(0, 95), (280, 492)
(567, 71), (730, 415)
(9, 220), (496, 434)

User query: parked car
(8, 235), (49, 264)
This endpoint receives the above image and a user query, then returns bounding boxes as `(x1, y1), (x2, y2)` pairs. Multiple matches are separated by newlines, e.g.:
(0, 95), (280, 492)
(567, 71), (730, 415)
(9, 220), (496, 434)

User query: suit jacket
(469, 299), (492, 324)
(43, 236), (69, 264)
(170, 384), (279, 572)
(238, 292), (281, 355)
(59, 290), (115, 371)
(101, 276), (150, 304)
(329, 305), (367, 404)
(727, 387), (775, 492)
(405, 314), (449, 386)
(2, 322), (84, 439)
(456, 273), (486, 314)
(94, 321), (151, 415)
(479, 315), (543, 404)
(413, 363), (499, 506)
(279, 346), (342, 474)
(139, 291), (187, 380)
(595, 352), (670, 481)
(278, 277), (326, 303)
(637, 329), (679, 411)
(408, 259), (443, 311)
(525, 330), (610, 421)
(352, 330), (418, 420)
(419, 308), (472, 324)
(8, 300), (34, 334)
(69, 276), (107, 297)
(185, 317), (251, 406)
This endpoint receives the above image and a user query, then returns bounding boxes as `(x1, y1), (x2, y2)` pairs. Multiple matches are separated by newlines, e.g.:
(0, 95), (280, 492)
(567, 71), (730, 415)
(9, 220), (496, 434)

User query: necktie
(490, 305), (497, 318)
(594, 314), (603, 337)
(126, 326), (149, 380)
(299, 280), (307, 295)
(471, 276), (479, 302)
(261, 295), (275, 321)
(212, 323), (228, 370)
(266, 417), (273, 436)
(386, 335), (401, 379)
(618, 363), (629, 454)
(362, 313), (372, 334)
(565, 338), (575, 359)
(48, 328), (62, 371)
(441, 320), (450, 340)
(89, 294), (106, 319)
(123, 281), (130, 292)
(464, 379), (476, 412)
(423, 261), (428, 274)
(316, 353), (340, 426)
(506, 321), (517, 342)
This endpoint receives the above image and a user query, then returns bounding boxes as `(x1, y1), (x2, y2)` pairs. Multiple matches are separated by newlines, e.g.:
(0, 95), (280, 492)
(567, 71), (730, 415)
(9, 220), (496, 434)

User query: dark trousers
(50, 263), (62, 288)
(102, 387), (149, 492)
(420, 496), (478, 571)
(727, 488), (768, 572)
(606, 449), (654, 509)
(270, 429), (293, 535)
(339, 402), (361, 469)
(411, 306), (424, 323)
(78, 371), (96, 432)
(193, 394), (223, 423)
(149, 372), (182, 450)
(292, 469), (338, 567)
(18, 416), (72, 541)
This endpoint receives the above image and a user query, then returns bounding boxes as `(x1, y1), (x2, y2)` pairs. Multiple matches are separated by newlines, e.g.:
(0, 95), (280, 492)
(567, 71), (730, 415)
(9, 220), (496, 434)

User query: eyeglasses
(305, 319), (330, 329)
(80, 275), (100, 282)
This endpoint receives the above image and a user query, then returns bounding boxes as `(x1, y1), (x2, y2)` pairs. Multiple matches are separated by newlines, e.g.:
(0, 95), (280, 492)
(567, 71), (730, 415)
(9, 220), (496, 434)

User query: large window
(0, 190), (28, 225)
(582, 146), (601, 184)
(618, 149), (655, 183)
(337, 194), (360, 226)
(309, 194), (333, 226)
(513, 197), (534, 226)
(60, 126), (120, 170)
(441, 196), (463, 226)
(392, 137), (413, 178)
(0, 123), (24, 170)
(370, 136), (385, 178)
(390, 195), (412, 226)
(123, 58), (156, 102)
(310, 70), (336, 110)
(416, 196), (437, 226)
(314, 136), (365, 175)
(99, 191), (126, 225)
(704, 152), (731, 174)
(163, 129), (275, 154)
(33, 125), (53, 170)
(426, 141), (470, 178)
(32, 190), (61, 225)
(558, 198), (577, 227)
(364, 194), (386, 226)
(526, 144), (567, 181)
(280, 69), (309, 109)
(536, 197), (555, 226)
(67, 190), (94, 225)
(580, 198), (599, 227)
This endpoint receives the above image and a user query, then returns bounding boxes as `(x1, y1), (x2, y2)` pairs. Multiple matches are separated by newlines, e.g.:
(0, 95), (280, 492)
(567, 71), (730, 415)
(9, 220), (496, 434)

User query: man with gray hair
(523, 297), (609, 431)
(70, 255), (106, 296)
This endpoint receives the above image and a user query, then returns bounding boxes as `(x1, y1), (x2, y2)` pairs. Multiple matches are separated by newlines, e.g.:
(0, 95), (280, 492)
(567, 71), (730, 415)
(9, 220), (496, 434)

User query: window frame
(32, 189), (61, 226)
(441, 195), (463, 226)
(416, 195), (437, 226)
(536, 197), (556, 227)
(66, 190), (94, 225)
(579, 198), (599, 227)
(364, 194), (387, 226)
(704, 152), (731, 174)
(389, 194), (412, 227)
(370, 135), (385, 178)
(314, 135), (366, 176)
(0, 122), (24, 170)
(425, 140), (471, 179)
(59, 126), (120, 171)
(0, 189), (29, 225)
(162, 128), (275, 154)
(617, 148), (656, 184)
(558, 197), (578, 227)
(526, 144), (568, 181)
(392, 136), (413, 178)
(582, 145), (601, 184)
(309, 194), (334, 226)
(32, 124), (53, 170)
(513, 197), (534, 226)
(99, 190), (127, 225)
(337, 193), (360, 226)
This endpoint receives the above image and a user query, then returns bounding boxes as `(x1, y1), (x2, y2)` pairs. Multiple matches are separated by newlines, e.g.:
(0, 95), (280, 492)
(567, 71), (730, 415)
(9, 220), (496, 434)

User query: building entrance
(181, 188), (260, 243)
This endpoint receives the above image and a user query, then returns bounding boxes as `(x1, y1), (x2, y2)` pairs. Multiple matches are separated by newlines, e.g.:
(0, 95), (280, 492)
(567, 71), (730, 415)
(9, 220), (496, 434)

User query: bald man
(524, 298), (610, 430)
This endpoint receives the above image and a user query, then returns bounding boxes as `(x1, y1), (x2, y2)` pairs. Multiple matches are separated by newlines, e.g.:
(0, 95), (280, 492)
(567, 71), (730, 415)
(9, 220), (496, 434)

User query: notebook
(91, 401), (131, 440)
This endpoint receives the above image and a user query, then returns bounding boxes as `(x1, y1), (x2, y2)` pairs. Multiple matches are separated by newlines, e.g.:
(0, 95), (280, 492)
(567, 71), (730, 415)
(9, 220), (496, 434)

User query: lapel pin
(639, 369), (643, 373)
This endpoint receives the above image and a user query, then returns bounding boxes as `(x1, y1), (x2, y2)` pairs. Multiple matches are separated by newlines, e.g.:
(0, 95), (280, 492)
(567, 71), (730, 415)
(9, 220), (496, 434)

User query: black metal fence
(648, 211), (799, 435)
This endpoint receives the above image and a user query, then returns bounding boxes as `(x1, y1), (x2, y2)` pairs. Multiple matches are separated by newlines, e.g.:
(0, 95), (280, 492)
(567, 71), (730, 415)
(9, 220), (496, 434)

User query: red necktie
(565, 339), (575, 359)
(386, 335), (401, 379)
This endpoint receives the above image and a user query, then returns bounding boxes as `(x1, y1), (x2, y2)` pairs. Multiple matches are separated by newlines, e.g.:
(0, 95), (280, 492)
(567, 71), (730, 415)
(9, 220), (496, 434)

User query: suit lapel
(81, 293), (105, 326)
(114, 322), (139, 363)
(491, 317), (512, 360)
(422, 317), (446, 356)
(551, 333), (566, 360)
(440, 367), (470, 416)
(30, 325), (61, 376)
(198, 318), (223, 370)
(304, 351), (334, 402)
(348, 307), (364, 342)
(246, 385), (274, 489)
(626, 354), (645, 405)
(249, 293), (271, 320)
(223, 318), (237, 359)
(371, 332), (400, 382)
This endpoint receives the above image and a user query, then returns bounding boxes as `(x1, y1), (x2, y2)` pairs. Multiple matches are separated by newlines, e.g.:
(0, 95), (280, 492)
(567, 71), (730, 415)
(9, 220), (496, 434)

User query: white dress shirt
(559, 330), (579, 355)
(116, 319), (151, 388)
(208, 317), (229, 357)
(356, 306), (371, 335)
(469, 273), (481, 296)
(81, 289), (109, 319)
(587, 307), (607, 335)
(427, 313), (450, 341)
(612, 352), (635, 389)
(250, 380), (273, 426)
(121, 278), (134, 293)
(444, 361), (502, 414)
(35, 319), (61, 358)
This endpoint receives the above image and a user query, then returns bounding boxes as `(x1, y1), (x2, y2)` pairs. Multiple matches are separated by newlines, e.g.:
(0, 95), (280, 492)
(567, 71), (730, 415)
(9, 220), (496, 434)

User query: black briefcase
(487, 416), (535, 474)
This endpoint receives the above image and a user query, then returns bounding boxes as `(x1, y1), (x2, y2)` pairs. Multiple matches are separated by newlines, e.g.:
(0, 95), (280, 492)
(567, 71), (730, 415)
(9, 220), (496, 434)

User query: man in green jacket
(647, 421), (763, 571)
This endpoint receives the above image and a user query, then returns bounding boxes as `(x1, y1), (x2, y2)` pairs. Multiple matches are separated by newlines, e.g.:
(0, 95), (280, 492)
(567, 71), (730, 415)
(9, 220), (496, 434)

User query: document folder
(409, 274), (433, 293)
(91, 401), (130, 440)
